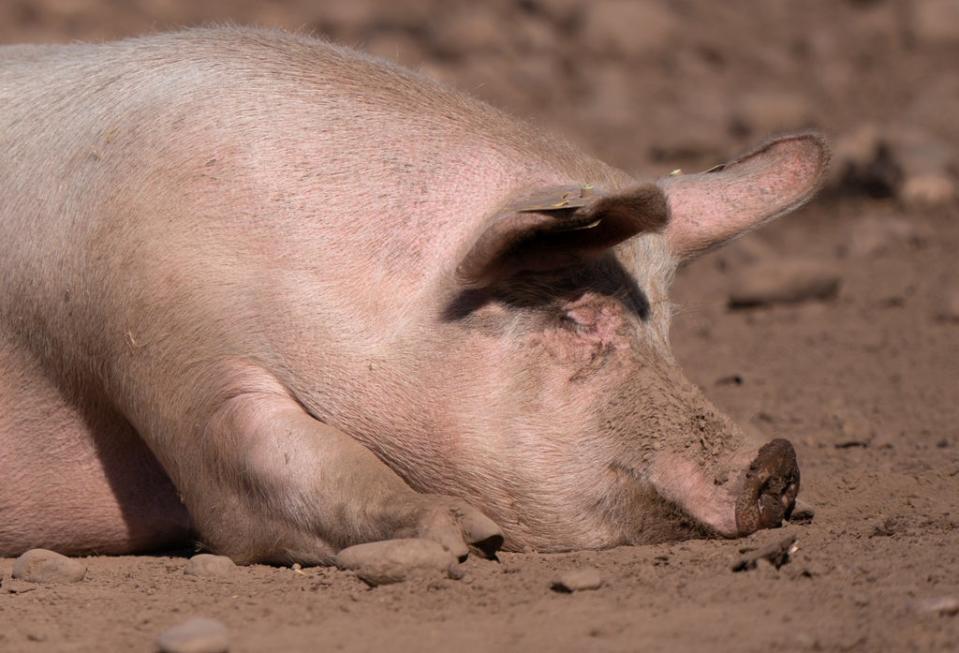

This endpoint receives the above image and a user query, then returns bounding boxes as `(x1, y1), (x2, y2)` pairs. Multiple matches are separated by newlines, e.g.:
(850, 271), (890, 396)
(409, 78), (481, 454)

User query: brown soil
(2, 1), (958, 651)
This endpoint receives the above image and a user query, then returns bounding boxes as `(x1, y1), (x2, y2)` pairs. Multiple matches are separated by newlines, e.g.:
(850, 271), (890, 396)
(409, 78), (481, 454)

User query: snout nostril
(734, 438), (801, 536)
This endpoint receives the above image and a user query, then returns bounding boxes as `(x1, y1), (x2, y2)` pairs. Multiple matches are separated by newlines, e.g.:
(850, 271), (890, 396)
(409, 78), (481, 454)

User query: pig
(0, 27), (827, 564)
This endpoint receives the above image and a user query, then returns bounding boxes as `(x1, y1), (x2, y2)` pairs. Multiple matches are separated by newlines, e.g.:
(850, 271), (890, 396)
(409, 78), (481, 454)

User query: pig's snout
(734, 438), (800, 535)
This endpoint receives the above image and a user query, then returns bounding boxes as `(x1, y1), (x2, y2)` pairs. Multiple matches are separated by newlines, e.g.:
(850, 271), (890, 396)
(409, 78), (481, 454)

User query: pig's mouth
(734, 438), (800, 535)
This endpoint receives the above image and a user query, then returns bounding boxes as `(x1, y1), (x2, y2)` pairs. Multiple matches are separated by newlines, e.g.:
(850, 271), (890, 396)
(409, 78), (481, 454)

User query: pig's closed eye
(560, 306), (601, 333)
(560, 312), (595, 334)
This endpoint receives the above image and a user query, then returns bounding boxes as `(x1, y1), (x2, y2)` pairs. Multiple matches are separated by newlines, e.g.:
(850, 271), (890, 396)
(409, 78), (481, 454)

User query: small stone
(913, 596), (959, 617)
(334, 539), (457, 586)
(728, 259), (841, 309)
(0, 578), (37, 594)
(184, 554), (236, 578)
(935, 290), (959, 323)
(900, 174), (956, 208)
(551, 567), (604, 592)
(788, 498), (816, 524)
(157, 617), (229, 653)
(826, 401), (875, 448)
(732, 535), (798, 572)
(12, 549), (86, 584)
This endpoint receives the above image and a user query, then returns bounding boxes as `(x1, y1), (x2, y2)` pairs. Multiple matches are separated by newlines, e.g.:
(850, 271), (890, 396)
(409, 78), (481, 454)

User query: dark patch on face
(442, 255), (650, 324)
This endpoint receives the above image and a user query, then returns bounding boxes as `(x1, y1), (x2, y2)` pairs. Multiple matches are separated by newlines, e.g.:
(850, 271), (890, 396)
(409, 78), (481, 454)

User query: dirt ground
(2, 1), (958, 651)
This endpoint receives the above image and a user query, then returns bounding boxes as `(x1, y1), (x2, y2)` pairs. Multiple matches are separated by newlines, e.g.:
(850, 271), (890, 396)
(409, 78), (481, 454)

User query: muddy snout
(734, 438), (800, 535)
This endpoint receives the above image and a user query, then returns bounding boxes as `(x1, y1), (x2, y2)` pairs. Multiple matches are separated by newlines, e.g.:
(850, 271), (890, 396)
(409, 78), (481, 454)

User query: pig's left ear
(456, 183), (668, 287)
(659, 132), (830, 259)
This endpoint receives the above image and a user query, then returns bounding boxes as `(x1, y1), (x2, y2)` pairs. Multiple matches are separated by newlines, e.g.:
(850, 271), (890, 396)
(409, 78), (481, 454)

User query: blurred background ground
(1, 1), (958, 651)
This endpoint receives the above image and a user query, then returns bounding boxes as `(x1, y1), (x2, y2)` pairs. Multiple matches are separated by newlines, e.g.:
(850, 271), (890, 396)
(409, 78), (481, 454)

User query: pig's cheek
(531, 327), (605, 368)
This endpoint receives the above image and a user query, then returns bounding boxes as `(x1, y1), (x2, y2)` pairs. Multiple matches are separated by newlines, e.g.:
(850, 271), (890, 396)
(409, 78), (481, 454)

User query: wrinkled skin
(0, 28), (825, 563)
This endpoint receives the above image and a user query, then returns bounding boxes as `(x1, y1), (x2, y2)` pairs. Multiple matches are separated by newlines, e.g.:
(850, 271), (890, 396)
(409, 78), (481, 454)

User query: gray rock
(551, 567), (604, 592)
(12, 549), (86, 584)
(901, 174), (956, 208)
(157, 617), (229, 653)
(335, 538), (457, 586)
(184, 554), (236, 578)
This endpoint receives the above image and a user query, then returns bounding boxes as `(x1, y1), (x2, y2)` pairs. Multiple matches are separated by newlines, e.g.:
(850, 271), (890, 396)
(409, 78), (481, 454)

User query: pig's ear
(659, 132), (829, 259)
(456, 183), (668, 287)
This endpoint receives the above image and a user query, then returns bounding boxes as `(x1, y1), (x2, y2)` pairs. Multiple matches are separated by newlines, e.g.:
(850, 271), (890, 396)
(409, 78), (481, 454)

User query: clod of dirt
(900, 173), (956, 207)
(12, 549), (86, 584)
(827, 123), (898, 196)
(184, 554), (236, 578)
(550, 567), (604, 593)
(334, 539), (459, 587)
(870, 516), (902, 537)
(728, 260), (841, 309)
(732, 535), (798, 572)
(0, 578), (37, 594)
(788, 498), (816, 524)
(935, 290), (959, 323)
(157, 617), (229, 653)
(913, 596), (959, 617)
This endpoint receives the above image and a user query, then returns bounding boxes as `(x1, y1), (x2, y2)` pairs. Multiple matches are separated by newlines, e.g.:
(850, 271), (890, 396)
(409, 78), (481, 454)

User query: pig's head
(364, 133), (827, 552)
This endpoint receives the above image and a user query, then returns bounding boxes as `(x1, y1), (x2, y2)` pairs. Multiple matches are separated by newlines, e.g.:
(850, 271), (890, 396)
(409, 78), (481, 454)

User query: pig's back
(2, 28), (626, 339)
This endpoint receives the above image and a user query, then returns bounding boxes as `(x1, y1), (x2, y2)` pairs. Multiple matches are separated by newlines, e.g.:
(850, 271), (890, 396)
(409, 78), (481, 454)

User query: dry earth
(1, 1), (958, 651)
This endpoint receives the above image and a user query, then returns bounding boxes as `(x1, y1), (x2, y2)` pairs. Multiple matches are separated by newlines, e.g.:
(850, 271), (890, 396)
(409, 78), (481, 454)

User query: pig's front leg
(165, 388), (502, 564)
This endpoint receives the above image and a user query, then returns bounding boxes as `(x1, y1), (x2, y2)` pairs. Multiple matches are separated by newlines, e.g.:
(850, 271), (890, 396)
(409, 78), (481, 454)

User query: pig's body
(0, 28), (823, 563)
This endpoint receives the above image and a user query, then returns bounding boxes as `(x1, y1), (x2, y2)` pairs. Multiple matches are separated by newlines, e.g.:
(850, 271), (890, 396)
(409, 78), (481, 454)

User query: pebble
(0, 578), (38, 594)
(157, 617), (229, 653)
(826, 401), (875, 448)
(935, 290), (959, 323)
(732, 535), (798, 572)
(184, 554), (236, 578)
(728, 259), (841, 309)
(551, 567), (604, 593)
(788, 498), (816, 524)
(913, 596), (959, 617)
(900, 174), (956, 208)
(12, 549), (86, 584)
(334, 538), (458, 586)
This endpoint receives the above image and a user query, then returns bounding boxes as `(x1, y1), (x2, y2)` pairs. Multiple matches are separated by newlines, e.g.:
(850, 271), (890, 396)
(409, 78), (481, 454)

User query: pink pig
(0, 28), (826, 563)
